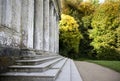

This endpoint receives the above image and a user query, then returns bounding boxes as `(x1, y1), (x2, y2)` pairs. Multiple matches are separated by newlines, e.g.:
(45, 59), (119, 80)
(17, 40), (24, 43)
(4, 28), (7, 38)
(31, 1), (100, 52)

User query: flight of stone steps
(0, 53), (82, 81)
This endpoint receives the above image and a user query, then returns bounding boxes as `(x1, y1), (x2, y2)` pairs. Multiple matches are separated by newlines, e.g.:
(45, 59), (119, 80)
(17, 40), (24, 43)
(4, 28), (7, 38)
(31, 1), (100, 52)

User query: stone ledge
(55, 59), (83, 81)
(0, 69), (60, 81)
(8, 57), (63, 72)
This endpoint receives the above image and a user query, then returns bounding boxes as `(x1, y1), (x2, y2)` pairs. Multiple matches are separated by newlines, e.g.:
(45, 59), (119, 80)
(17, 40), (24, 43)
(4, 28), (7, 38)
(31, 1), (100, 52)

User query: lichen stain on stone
(0, 32), (20, 47)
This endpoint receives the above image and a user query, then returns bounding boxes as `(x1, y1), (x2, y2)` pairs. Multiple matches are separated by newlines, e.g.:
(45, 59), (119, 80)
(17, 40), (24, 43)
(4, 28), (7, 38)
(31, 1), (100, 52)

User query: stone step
(0, 69), (60, 81)
(52, 58), (67, 69)
(9, 57), (63, 72)
(0, 57), (83, 81)
(55, 59), (71, 81)
(0, 58), (68, 81)
(15, 56), (61, 65)
(20, 54), (59, 60)
(55, 59), (83, 81)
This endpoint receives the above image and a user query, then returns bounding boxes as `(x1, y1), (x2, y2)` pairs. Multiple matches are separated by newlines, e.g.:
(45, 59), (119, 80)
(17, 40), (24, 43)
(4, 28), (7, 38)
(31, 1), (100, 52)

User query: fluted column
(1, 0), (12, 28)
(49, 2), (52, 52)
(11, 0), (21, 32)
(34, 0), (43, 50)
(0, 0), (2, 25)
(56, 16), (59, 53)
(54, 13), (59, 53)
(49, 3), (55, 53)
(21, 0), (34, 49)
(43, 0), (50, 51)
(53, 9), (56, 53)
(0, 0), (21, 48)
(54, 13), (57, 53)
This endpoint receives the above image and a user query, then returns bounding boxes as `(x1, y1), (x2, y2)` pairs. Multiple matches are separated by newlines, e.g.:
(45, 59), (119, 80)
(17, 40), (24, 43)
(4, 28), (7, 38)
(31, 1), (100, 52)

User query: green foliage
(90, 1), (120, 60)
(61, 0), (96, 58)
(59, 14), (82, 58)
(60, 0), (120, 60)
(116, 27), (120, 48)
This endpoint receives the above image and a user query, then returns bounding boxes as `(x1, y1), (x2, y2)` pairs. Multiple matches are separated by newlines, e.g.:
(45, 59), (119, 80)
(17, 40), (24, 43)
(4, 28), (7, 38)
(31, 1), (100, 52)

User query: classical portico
(0, 0), (82, 81)
(0, 0), (60, 54)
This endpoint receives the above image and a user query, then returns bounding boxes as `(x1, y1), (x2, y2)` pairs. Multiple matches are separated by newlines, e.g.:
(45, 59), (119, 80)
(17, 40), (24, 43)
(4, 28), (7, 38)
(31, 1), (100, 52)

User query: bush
(96, 46), (120, 60)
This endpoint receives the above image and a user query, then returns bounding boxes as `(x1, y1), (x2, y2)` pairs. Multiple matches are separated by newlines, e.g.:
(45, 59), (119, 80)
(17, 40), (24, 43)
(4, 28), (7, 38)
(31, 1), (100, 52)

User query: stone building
(0, 0), (82, 81)
(0, 0), (60, 70)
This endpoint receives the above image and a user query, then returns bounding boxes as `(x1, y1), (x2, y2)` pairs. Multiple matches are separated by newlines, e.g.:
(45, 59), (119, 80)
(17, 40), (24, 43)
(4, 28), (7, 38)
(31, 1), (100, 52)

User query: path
(74, 61), (120, 81)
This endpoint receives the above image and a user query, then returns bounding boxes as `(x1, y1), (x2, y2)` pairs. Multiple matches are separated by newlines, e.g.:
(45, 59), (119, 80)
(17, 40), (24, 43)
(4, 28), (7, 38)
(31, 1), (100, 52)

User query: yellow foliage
(59, 14), (79, 32)
(59, 14), (82, 54)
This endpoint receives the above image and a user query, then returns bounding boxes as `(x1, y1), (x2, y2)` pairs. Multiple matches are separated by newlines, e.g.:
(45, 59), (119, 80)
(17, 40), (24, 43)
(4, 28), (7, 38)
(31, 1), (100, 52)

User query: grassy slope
(75, 58), (120, 72)
(88, 60), (120, 73)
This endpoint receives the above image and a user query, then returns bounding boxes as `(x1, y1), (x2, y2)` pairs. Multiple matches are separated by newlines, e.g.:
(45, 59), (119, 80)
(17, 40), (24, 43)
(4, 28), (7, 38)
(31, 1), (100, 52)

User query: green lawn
(87, 60), (120, 73)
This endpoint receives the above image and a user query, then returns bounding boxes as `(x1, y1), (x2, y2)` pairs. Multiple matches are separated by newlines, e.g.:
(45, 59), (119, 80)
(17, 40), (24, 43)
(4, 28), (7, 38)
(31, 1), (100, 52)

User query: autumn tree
(59, 14), (82, 58)
(90, 1), (120, 60)
(61, 0), (96, 57)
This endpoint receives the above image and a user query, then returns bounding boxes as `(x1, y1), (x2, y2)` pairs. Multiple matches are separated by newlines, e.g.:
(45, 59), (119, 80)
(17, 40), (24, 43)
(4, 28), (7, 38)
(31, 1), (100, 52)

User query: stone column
(21, 0), (35, 56)
(49, 2), (52, 52)
(11, 0), (21, 32)
(54, 12), (59, 54)
(0, 0), (2, 25)
(54, 13), (59, 53)
(51, 5), (55, 53)
(49, 2), (54, 53)
(56, 15), (59, 53)
(53, 9), (56, 53)
(34, 0), (43, 50)
(43, 0), (50, 52)
(54, 13), (56, 53)
(1, 0), (12, 28)
(21, 0), (34, 49)
(0, 0), (21, 48)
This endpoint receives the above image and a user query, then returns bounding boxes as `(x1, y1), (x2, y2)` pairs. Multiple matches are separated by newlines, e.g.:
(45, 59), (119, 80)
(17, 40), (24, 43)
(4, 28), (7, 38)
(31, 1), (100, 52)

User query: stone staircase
(0, 53), (83, 81)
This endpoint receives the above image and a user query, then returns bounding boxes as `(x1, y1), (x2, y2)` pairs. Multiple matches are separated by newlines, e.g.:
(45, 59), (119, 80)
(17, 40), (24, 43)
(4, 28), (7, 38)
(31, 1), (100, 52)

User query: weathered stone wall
(0, 0), (60, 73)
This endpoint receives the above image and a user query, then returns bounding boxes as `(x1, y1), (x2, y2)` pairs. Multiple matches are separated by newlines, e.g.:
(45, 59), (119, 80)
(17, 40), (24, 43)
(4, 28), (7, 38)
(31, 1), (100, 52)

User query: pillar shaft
(11, 0), (21, 32)
(49, 2), (54, 52)
(0, 0), (2, 25)
(54, 11), (59, 54)
(43, 0), (50, 51)
(21, 0), (34, 49)
(53, 9), (56, 53)
(0, 0), (21, 47)
(52, 7), (55, 52)
(54, 14), (57, 53)
(56, 16), (59, 53)
(34, 0), (44, 50)
(1, 0), (12, 28)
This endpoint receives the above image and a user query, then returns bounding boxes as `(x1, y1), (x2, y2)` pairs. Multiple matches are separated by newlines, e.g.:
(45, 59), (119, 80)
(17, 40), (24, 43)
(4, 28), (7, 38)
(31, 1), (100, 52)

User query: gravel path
(74, 61), (120, 81)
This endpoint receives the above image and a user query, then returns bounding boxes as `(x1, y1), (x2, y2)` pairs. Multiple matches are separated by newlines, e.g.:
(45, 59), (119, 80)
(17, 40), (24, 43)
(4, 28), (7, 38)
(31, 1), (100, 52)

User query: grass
(75, 58), (120, 73)
(87, 60), (120, 73)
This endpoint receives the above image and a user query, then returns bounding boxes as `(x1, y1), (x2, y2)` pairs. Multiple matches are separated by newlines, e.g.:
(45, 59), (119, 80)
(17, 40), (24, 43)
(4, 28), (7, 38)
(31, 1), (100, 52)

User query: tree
(61, 0), (96, 58)
(83, 0), (99, 5)
(59, 14), (82, 58)
(60, 0), (120, 60)
(90, 1), (120, 60)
